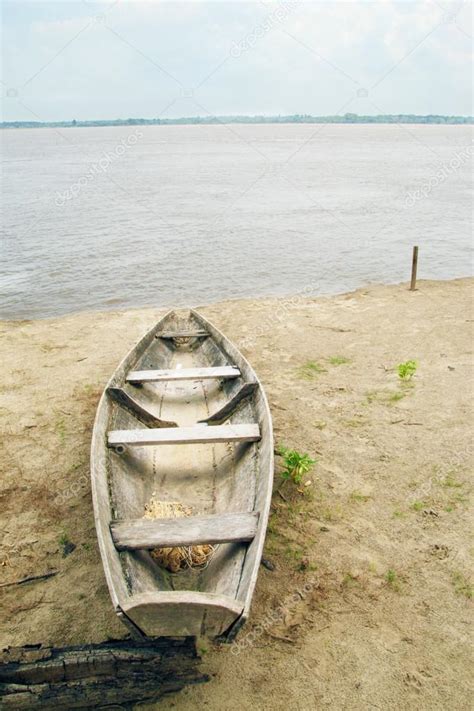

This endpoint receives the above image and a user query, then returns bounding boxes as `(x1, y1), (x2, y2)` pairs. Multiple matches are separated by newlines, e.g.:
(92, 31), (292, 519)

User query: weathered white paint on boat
(90, 309), (273, 639)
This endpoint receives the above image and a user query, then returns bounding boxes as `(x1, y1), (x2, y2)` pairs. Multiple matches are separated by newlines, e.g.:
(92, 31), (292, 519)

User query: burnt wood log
(0, 637), (208, 710)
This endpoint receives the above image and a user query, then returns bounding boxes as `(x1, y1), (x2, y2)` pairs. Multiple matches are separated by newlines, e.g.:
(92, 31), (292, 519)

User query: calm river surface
(1, 123), (472, 319)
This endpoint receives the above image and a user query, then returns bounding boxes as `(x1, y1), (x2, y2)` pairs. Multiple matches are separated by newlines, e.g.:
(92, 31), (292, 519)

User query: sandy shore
(0, 278), (472, 710)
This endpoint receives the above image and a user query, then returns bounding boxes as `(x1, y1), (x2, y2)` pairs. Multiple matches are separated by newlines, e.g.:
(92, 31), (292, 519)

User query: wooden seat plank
(156, 330), (209, 339)
(111, 512), (259, 550)
(126, 366), (240, 383)
(108, 423), (260, 447)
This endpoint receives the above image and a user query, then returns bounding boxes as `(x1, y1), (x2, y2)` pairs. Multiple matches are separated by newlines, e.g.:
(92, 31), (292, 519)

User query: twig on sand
(390, 420), (424, 426)
(313, 623), (330, 634)
(313, 325), (353, 333)
(267, 632), (295, 644)
(276, 478), (289, 501)
(0, 571), (58, 588)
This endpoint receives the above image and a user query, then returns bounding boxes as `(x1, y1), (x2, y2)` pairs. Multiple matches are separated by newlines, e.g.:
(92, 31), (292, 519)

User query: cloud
(1, 0), (472, 121)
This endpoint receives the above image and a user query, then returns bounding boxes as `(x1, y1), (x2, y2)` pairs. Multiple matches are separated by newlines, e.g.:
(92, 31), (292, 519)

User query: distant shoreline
(1, 113), (472, 129)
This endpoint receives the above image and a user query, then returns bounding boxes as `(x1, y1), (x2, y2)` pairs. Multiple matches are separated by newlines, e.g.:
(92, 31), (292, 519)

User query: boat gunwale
(90, 310), (174, 612)
(190, 309), (274, 636)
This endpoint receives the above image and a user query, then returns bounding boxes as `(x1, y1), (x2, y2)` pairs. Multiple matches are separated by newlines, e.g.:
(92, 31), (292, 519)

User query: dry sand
(0, 278), (473, 710)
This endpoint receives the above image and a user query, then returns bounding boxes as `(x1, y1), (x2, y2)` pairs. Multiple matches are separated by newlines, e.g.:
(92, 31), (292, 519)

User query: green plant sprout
(58, 532), (76, 558)
(58, 533), (70, 547)
(385, 569), (400, 590)
(278, 445), (316, 485)
(397, 360), (418, 380)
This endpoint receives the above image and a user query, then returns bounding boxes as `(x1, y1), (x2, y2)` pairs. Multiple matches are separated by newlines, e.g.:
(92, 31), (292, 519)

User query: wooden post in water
(410, 246), (419, 291)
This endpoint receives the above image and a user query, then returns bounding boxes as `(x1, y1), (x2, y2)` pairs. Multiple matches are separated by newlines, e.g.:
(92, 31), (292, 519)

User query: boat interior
(105, 311), (263, 603)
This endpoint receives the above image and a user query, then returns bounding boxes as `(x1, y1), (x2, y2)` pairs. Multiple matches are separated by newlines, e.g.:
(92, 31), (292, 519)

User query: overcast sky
(1, 0), (472, 122)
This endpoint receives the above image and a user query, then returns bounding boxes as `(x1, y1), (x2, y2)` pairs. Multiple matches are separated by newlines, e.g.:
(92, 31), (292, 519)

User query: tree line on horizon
(1, 113), (472, 129)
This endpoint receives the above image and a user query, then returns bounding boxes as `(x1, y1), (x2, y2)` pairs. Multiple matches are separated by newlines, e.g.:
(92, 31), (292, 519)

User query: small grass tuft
(58, 533), (76, 558)
(58, 533), (69, 547)
(329, 355), (351, 366)
(297, 361), (327, 379)
(397, 360), (418, 380)
(313, 421), (327, 430)
(342, 572), (359, 587)
(302, 560), (318, 572)
(365, 389), (407, 406)
(55, 418), (66, 443)
(385, 568), (401, 591)
(365, 390), (379, 404)
(393, 509), (406, 518)
(389, 391), (406, 403)
(267, 516), (279, 536)
(343, 417), (367, 428)
(284, 546), (304, 561)
(319, 505), (341, 522)
(442, 473), (462, 489)
(452, 572), (472, 599)
(450, 493), (468, 506)
(350, 490), (371, 503)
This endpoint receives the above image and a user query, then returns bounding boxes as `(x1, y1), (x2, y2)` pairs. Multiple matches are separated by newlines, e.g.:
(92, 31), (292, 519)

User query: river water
(1, 123), (472, 319)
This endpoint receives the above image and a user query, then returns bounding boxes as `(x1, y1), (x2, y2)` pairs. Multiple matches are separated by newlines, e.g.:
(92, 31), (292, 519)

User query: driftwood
(0, 572), (58, 588)
(0, 637), (208, 710)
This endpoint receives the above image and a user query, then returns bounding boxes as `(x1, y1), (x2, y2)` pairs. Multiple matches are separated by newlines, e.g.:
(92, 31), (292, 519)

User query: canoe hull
(90, 310), (273, 639)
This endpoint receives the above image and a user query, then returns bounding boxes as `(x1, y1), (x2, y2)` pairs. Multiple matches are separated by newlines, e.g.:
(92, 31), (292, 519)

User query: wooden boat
(91, 310), (273, 639)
